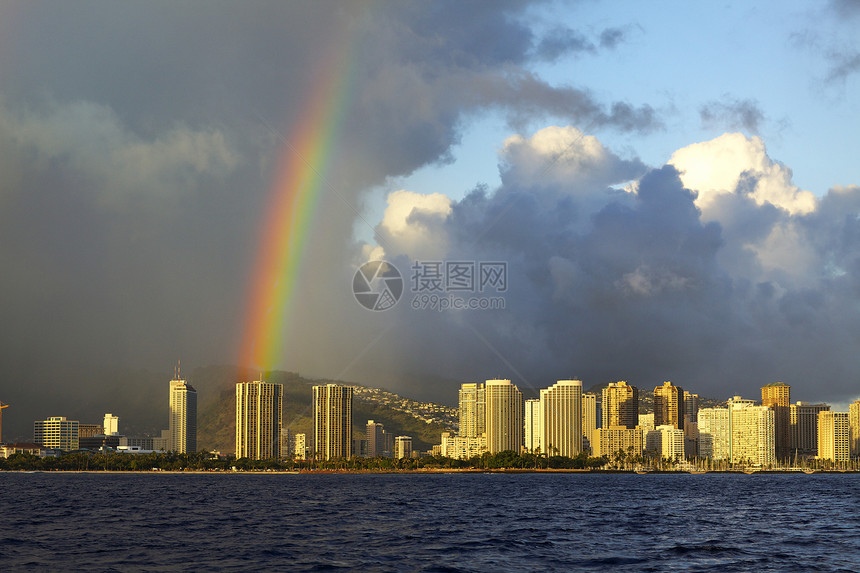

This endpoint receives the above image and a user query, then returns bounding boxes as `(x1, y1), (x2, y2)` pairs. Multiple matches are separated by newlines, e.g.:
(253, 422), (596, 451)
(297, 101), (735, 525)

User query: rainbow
(238, 35), (356, 370)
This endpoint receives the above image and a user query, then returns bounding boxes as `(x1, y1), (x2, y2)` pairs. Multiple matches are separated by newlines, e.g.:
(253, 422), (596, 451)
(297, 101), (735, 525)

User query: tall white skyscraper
(818, 411), (849, 463)
(169, 378), (197, 454)
(540, 380), (582, 458)
(729, 396), (774, 467)
(698, 407), (730, 460)
(459, 383), (485, 438)
(484, 379), (523, 454)
(236, 380), (283, 460)
(313, 384), (353, 460)
(524, 399), (541, 453)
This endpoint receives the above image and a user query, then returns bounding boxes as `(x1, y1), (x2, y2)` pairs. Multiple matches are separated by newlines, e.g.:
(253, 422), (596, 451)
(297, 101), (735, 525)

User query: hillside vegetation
(194, 366), (450, 454)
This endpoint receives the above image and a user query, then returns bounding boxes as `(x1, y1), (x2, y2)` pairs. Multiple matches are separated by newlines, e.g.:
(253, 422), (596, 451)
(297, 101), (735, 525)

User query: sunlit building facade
(637, 412), (655, 450)
(484, 379), (523, 454)
(653, 381), (685, 430)
(235, 380), (283, 460)
(439, 431), (486, 459)
(169, 378), (197, 453)
(645, 424), (685, 461)
(458, 382), (485, 439)
(817, 411), (849, 463)
(34, 416), (79, 450)
(697, 407), (730, 461)
(594, 426), (643, 459)
(540, 380), (582, 458)
(729, 397), (775, 467)
(582, 393), (598, 453)
(313, 384), (353, 460)
(293, 433), (307, 459)
(103, 413), (119, 436)
(850, 401), (860, 458)
(395, 436), (412, 459)
(524, 399), (541, 453)
(761, 382), (790, 461)
(602, 381), (638, 429)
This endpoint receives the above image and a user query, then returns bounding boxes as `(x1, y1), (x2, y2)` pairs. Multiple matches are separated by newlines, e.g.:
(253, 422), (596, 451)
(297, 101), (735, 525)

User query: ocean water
(2, 472), (860, 571)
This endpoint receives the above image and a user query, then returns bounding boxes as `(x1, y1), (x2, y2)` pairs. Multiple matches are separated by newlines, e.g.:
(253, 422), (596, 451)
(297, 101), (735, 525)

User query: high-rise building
(602, 381), (638, 429)
(366, 420), (393, 458)
(790, 401), (830, 457)
(729, 397), (775, 467)
(683, 391), (699, 425)
(594, 426), (643, 459)
(235, 380), (283, 460)
(645, 425), (685, 461)
(761, 382), (790, 406)
(637, 412), (655, 450)
(169, 378), (197, 453)
(524, 399), (541, 453)
(540, 380), (582, 458)
(34, 416), (79, 450)
(761, 382), (790, 461)
(849, 401), (860, 457)
(818, 411), (849, 463)
(459, 383), (485, 438)
(484, 379), (523, 454)
(313, 384), (353, 460)
(698, 407), (730, 460)
(103, 413), (119, 436)
(653, 381), (685, 430)
(582, 393), (598, 453)
(395, 436), (412, 459)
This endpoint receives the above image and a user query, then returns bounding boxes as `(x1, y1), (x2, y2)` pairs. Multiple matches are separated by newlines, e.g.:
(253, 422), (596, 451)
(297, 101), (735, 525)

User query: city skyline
(8, 373), (860, 470)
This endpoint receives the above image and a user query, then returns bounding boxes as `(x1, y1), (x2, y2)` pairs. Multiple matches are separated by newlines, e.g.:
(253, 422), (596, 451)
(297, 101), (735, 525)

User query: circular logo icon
(353, 260), (403, 311)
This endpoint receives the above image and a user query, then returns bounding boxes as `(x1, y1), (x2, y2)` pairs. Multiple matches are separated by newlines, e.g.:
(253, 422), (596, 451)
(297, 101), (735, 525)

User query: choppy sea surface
(2, 472), (860, 571)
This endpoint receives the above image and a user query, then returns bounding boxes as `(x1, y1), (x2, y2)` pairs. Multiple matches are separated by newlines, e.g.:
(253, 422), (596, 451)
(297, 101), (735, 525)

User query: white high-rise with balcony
(539, 380), (582, 457)
(485, 379), (523, 454)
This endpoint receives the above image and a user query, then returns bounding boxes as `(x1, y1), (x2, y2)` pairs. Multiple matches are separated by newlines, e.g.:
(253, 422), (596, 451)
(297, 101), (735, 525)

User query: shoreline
(2, 468), (857, 475)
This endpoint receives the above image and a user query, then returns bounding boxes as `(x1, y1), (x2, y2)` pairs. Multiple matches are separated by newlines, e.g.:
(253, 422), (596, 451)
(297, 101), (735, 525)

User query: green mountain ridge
(196, 366), (454, 454)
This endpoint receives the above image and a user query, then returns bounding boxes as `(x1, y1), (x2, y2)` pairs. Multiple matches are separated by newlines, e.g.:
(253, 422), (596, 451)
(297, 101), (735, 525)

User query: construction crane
(0, 401), (8, 444)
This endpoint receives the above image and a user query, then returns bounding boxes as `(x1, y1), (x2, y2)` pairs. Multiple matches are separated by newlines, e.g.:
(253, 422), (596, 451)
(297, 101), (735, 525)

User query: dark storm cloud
(699, 97), (766, 134)
(0, 1), (666, 438)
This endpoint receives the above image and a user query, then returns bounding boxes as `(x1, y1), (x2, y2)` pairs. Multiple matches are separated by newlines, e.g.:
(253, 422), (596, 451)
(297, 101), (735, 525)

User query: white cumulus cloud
(669, 132), (817, 217)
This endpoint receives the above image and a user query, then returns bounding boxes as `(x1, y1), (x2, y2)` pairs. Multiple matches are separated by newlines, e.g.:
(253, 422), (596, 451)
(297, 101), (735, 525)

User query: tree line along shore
(2, 450), (858, 473)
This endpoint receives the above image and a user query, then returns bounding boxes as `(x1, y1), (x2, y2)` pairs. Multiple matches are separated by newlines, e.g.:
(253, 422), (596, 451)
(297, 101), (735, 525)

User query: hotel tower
(169, 377), (197, 453)
(540, 380), (583, 457)
(313, 384), (353, 460)
(235, 380), (283, 460)
(484, 379), (523, 454)
(653, 381), (685, 430)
